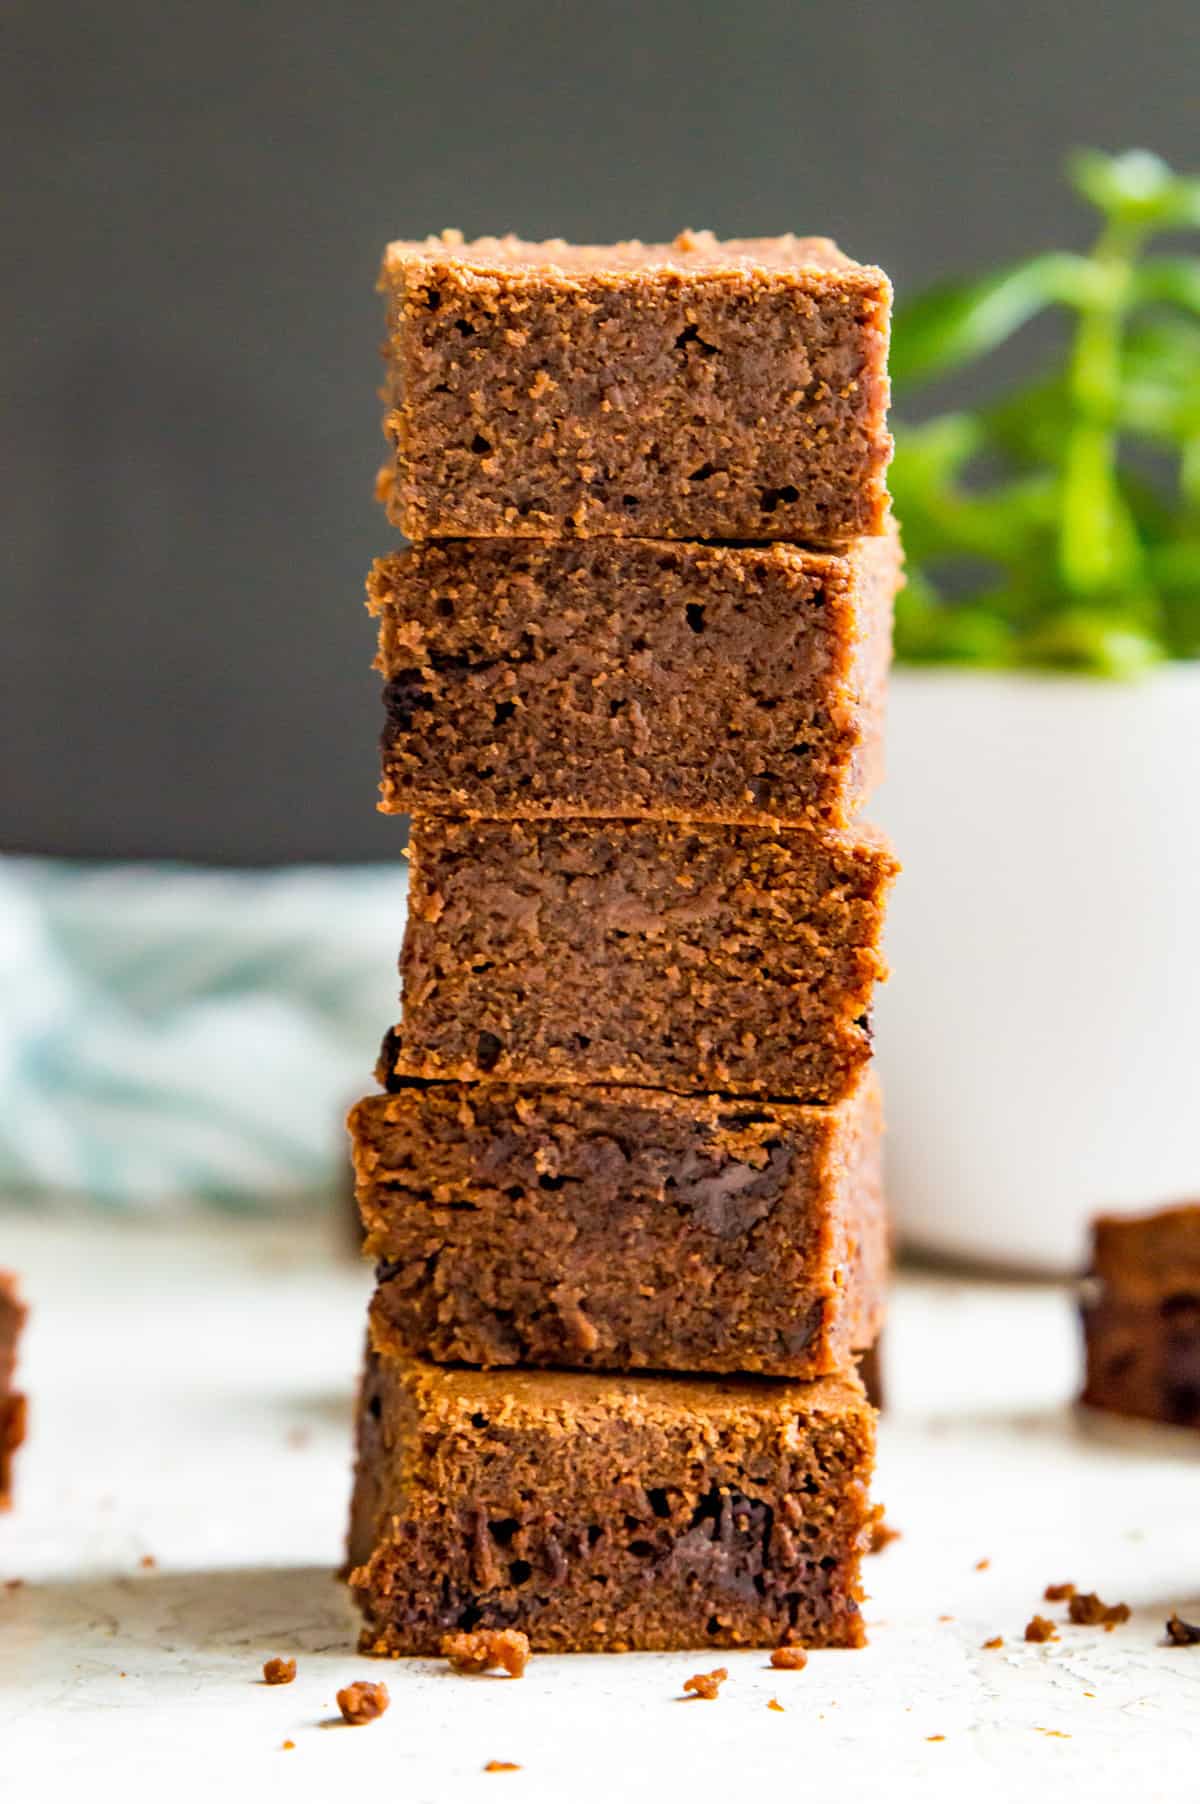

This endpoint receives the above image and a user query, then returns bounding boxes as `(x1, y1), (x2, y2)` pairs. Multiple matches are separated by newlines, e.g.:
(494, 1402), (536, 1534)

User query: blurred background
(9, 0), (1199, 863)
(4, 1), (1199, 1248)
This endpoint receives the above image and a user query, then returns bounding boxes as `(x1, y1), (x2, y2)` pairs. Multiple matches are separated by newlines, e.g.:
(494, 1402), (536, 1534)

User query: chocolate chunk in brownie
(378, 230), (892, 545)
(347, 1336), (875, 1654)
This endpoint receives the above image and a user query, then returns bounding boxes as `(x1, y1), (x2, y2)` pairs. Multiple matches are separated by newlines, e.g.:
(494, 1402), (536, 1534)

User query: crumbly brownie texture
(1081, 1202), (1200, 1429)
(370, 529), (898, 827)
(442, 1628), (530, 1676)
(388, 817), (896, 1102)
(350, 1075), (885, 1378)
(336, 1680), (390, 1724)
(348, 1337), (875, 1654)
(682, 1667), (727, 1699)
(378, 230), (892, 544)
(0, 1272), (26, 1510)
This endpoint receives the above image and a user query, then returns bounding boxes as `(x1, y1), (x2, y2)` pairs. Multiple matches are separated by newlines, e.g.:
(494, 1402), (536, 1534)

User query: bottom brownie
(0, 1272), (27, 1509)
(348, 1327), (875, 1654)
(1081, 1202), (1200, 1429)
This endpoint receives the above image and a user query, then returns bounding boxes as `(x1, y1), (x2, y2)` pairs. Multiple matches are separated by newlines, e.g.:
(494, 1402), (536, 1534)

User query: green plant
(891, 149), (1200, 673)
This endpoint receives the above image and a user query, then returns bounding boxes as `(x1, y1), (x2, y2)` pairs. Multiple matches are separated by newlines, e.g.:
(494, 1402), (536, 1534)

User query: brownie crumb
(336, 1681), (390, 1724)
(1067, 1592), (1130, 1628)
(1024, 1615), (1058, 1643)
(683, 1667), (728, 1700)
(1166, 1612), (1200, 1645)
(442, 1628), (531, 1678)
(867, 1508), (901, 1554)
(262, 1657), (296, 1686)
(484, 1761), (522, 1773)
(982, 1636), (1004, 1650)
(767, 1698), (785, 1712)
(770, 1646), (808, 1671)
(1044, 1581), (1076, 1602)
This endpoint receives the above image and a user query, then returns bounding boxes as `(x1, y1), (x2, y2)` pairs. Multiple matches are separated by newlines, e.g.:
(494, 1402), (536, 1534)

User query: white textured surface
(1, 1216), (1198, 1802)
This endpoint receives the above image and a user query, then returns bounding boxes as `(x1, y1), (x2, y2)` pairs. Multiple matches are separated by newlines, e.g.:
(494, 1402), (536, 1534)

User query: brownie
(0, 1272), (27, 1510)
(377, 230), (892, 544)
(349, 1074), (886, 1378)
(347, 1330), (876, 1653)
(370, 528), (898, 827)
(387, 816), (897, 1102)
(1081, 1202), (1200, 1428)
(858, 1339), (885, 1410)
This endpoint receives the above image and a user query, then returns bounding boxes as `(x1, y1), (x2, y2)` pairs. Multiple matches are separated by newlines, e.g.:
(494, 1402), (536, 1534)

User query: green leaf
(890, 254), (1097, 391)
(1020, 610), (1164, 677)
(1068, 149), (1200, 229)
(1147, 542), (1200, 656)
(1130, 257), (1200, 314)
(893, 581), (1016, 666)
(887, 412), (982, 486)
(892, 146), (1200, 675)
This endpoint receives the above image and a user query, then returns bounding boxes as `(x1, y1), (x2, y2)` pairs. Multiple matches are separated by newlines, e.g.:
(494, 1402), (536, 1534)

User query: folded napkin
(0, 858), (406, 1209)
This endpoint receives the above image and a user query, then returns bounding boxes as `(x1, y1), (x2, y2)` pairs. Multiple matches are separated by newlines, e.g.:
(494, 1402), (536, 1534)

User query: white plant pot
(873, 664), (1200, 1274)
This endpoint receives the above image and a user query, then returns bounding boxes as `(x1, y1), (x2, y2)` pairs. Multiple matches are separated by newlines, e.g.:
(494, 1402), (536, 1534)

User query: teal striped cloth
(0, 858), (406, 1209)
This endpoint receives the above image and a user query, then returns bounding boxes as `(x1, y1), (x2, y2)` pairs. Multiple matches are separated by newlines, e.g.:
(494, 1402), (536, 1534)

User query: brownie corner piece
(378, 230), (891, 543)
(0, 1272), (27, 1510)
(347, 1341), (875, 1653)
(1081, 1200), (1200, 1428)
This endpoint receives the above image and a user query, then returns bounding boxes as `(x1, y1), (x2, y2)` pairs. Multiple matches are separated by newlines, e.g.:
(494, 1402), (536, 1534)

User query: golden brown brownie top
(382, 227), (880, 284)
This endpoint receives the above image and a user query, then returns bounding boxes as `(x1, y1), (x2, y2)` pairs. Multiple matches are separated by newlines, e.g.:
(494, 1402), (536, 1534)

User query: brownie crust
(348, 1335), (875, 1653)
(0, 1272), (26, 1510)
(350, 1075), (886, 1378)
(1081, 1202), (1200, 1428)
(371, 529), (898, 827)
(388, 816), (897, 1102)
(378, 230), (892, 544)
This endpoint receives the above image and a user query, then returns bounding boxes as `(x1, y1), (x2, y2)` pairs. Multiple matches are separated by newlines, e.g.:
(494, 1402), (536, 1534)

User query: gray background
(6, 0), (1197, 863)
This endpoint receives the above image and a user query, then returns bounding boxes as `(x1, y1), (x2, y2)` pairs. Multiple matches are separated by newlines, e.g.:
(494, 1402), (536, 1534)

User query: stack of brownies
(347, 230), (899, 1654)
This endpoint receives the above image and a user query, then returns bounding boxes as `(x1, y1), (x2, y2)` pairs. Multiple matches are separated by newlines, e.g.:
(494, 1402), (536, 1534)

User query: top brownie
(378, 229), (892, 543)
